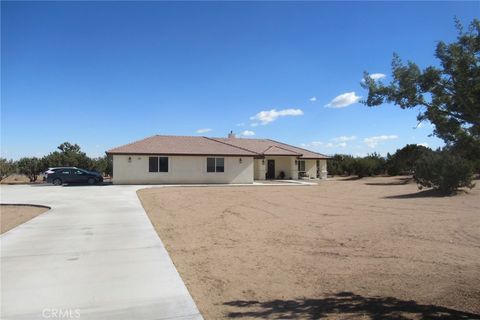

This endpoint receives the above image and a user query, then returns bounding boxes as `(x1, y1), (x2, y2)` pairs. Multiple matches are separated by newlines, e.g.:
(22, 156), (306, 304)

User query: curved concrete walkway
(0, 184), (203, 320)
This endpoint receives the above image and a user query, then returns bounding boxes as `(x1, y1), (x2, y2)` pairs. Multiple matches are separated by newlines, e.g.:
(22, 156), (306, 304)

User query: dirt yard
(137, 176), (480, 319)
(1, 205), (49, 234)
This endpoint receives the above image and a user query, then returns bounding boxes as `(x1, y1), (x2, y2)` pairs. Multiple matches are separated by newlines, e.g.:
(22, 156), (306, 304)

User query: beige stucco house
(106, 134), (329, 184)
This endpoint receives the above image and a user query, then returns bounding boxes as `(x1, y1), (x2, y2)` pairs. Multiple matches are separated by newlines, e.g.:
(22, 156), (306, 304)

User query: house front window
(149, 156), (169, 172)
(298, 160), (306, 172)
(207, 157), (224, 172)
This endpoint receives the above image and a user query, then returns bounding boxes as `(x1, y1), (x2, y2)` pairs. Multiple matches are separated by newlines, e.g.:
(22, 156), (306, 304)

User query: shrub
(0, 158), (17, 180)
(328, 155), (355, 176)
(414, 151), (475, 194)
(352, 153), (386, 178)
(385, 144), (432, 176)
(17, 157), (41, 182)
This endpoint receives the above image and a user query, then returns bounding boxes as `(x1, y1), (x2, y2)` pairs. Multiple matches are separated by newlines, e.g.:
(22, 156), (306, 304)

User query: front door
(266, 160), (275, 179)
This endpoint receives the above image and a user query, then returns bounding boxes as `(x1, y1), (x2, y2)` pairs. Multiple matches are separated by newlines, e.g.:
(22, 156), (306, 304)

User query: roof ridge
(267, 139), (329, 158)
(107, 134), (159, 153)
(267, 144), (302, 155)
(262, 145), (274, 153)
(206, 137), (261, 155)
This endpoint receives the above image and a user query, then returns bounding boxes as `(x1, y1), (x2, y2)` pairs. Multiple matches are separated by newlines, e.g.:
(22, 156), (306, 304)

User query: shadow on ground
(383, 189), (464, 199)
(223, 292), (480, 319)
(365, 177), (414, 186)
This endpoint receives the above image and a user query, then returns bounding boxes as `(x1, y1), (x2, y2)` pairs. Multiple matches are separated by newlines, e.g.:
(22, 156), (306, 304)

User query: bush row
(0, 142), (112, 182)
(327, 144), (476, 194)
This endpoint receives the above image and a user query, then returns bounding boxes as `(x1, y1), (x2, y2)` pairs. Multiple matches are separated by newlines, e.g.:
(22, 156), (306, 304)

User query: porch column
(319, 159), (327, 180)
(290, 157), (299, 180)
(257, 159), (266, 180)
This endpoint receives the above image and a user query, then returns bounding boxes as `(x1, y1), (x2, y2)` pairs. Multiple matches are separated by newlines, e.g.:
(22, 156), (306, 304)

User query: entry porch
(254, 156), (327, 180)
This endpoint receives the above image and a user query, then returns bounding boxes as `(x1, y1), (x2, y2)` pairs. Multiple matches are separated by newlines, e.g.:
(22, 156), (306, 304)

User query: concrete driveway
(0, 184), (203, 320)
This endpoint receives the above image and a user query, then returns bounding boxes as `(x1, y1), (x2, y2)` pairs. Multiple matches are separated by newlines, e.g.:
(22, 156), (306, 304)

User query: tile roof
(106, 135), (258, 156)
(107, 135), (329, 159)
(211, 137), (329, 159)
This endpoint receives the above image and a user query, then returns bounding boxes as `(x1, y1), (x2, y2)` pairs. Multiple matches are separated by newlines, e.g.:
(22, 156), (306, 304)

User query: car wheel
(88, 177), (95, 185)
(53, 178), (62, 186)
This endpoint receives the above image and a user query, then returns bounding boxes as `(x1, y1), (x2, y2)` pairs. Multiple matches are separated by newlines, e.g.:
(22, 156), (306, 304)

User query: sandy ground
(0, 174), (43, 184)
(1, 205), (49, 234)
(138, 176), (480, 319)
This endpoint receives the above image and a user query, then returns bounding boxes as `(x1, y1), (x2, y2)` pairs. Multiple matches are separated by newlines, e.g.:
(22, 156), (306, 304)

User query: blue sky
(2, 1), (478, 159)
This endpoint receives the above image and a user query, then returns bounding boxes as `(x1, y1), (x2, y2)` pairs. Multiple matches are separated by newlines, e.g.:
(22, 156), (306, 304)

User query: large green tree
(41, 142), (92, 170)
(361, 19), (480, 162)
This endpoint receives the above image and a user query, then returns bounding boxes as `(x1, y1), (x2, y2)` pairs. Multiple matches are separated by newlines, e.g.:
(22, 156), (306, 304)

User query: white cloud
(250, 108), (304, 125)
(362, 73), (386, 82)
(251, 122), (259, 127)
(364, 135), (398, 148)
(240, 130), (255, 136)
(236, 122), (246, 127)
(325, 92), (361, 108)
(196, 128), (212, 134)
(309, 96), (317, 102)
(417, 142), (429, 148)
(332, 135), (357, 142)
(303, 140), (347, 148)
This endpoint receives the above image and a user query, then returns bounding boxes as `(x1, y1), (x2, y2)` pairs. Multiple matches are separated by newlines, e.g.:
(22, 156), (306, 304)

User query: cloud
(325, 92), (361, 108)
(364, 135), (398, 148)
(309, 97), (317, 102)
(236, 122), (246, 127)
(196, 128), (212, 134)
(332, 135), (357, 142)
(303, 140), (347, 148)
(362, 73), (386, 82)
(240, 130), (255, 136)
(251, 122), (259, 127)
(417, 142), (429, 148)
(250, 108), (304, 125)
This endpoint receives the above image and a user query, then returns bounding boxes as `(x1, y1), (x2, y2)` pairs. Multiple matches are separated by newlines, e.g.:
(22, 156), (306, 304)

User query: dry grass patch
(138, 176), (480, 319)
(1, 204), (49, 234)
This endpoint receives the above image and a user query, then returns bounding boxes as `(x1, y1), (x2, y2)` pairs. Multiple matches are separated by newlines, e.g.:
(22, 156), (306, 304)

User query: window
(149, 157), (168, 172)
(159, 157), (168, 172)
(207, 157), (224, 172)
(298, 160), (306, 172)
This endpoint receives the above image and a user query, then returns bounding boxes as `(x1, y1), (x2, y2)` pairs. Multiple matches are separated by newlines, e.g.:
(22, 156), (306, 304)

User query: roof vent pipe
(228, 131), (236, 139)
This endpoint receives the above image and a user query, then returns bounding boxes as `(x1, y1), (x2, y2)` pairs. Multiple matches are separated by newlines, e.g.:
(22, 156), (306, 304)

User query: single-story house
(106, 134), (329, 184)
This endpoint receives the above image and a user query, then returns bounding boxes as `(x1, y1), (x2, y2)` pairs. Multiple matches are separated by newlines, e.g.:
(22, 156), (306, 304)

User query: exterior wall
(254, 158), (266, 180)
(112, 155), (254, 184)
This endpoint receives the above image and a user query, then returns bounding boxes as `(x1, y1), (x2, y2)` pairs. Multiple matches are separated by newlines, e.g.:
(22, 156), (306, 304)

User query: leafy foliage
(385, 144), (432, 176)
(328, 153), (385, 178)
(0, 158), (17, 180)
(327, 154), (356, 176)
(361, 19), (480, 163)
(414, 151), (475, 194)
(17, 157), (41, 182)
(2, 142), (112, 183)
(354, 153), (386, 178)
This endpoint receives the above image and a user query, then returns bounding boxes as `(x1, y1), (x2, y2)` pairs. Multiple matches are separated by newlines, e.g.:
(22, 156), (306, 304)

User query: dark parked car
(46, 168), (103, 185)
(42, 167), (78, 181)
